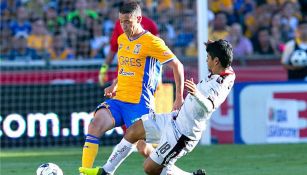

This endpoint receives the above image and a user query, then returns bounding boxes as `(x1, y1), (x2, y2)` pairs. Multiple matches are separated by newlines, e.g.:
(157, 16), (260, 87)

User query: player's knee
(136, 141), (152, 158)
(143, 159), (162, 175)
(88, 109), (113, 135)
(136, 143), (147, 158)
(125, 120), (145, 142)
(143, 162), (154, 175)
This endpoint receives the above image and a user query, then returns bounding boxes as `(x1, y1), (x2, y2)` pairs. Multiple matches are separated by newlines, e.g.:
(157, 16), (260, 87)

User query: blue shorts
(95, 99), (152, 128)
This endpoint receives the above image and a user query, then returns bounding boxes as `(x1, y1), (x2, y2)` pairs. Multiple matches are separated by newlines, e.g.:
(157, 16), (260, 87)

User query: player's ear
(214, 57), (220, 65)
(137, 16), (142, 23)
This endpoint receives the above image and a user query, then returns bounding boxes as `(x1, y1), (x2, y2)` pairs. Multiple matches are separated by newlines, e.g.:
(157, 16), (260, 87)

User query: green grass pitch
(1, 143), (307, 175)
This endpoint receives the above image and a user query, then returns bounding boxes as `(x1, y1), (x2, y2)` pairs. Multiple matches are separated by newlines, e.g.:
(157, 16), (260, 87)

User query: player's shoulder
(118, 33), (128, 42)
(219, 67), (235, 83)
(142, 32), (164, 44)
(207, 67), (235, 85)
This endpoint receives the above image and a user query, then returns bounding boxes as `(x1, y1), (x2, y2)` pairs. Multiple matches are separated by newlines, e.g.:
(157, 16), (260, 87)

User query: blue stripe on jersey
(141, 56), (162, 108)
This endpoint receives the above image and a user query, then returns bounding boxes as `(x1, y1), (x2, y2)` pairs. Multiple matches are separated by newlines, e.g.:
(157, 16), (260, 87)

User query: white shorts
(141, 112), (199, 167)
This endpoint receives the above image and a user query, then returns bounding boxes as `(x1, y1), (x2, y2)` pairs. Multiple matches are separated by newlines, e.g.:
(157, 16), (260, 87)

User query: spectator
(233, 0), (256, 24)
(66, 0), (98, 29)
(8, 33), (40, 61)
(25, 0), (45, 19)
(243, 11), (257, 38)
(27, 18), (53, 53)
(252, 27), (279, 55)
(0, 27), (11, 60)
(185, 38), (198, 57)
(255, 5), (272, 28)
(158, 16), (176, 47)
(64, 23), (78, 50)
(209, 0), (233, 14)
(75, 30), (92, 59)
(90, 22), (109, 59)
(0, 8), (11, 30)
(173, 13), (196, 56)
(226, 23), (253, 58)
(9, 6), (31, 36)
(47, 32), (75, 60)
(281, 20), (307, 80)
(270, 12), (287, 52)
(44, 2), (65, 34)
(157, 0), (175, 13)
(209, 12), (230, 41)
(280, 1), (300, 40)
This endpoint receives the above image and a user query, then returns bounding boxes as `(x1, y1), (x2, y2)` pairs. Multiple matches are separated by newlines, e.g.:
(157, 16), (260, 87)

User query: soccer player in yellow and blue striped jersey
(79, 2), (184, 175)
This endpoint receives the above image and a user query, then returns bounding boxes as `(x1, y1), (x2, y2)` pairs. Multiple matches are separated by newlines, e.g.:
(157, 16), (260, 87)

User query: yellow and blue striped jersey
(115, 31), (176, 108)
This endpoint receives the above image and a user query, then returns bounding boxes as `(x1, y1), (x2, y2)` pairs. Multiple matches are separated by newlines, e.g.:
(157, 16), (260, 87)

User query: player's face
(207, 53), (218, 73)
(119, 13), (139, 37)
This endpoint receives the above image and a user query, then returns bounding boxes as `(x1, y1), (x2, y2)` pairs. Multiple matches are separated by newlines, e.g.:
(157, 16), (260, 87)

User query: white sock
(102, 138), (135, 174)
(160, 165), (192, 175)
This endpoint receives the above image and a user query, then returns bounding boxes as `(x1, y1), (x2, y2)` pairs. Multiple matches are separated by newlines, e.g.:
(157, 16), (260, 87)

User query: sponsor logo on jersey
(163, 51), (171, 56)
(118, 56), (142, 67)
(119, 68), (135, 76)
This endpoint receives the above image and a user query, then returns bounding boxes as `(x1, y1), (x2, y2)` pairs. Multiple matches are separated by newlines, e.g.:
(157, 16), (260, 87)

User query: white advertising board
(234, 82), (307, 144)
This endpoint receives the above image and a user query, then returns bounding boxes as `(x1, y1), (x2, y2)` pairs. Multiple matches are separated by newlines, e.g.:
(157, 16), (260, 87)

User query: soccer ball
(290, 50), (307, 66)
(36, 163), (63, 175)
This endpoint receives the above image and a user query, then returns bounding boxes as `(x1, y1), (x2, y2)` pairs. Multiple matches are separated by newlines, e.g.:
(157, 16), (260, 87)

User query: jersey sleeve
(194, 75), (235, 113)
(146, 37), (176, 64)
(193, 90), (215, 113)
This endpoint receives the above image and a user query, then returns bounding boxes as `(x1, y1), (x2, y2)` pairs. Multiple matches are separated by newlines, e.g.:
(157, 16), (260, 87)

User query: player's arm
(185, 78), (214, 113)
(99, 21), (121, 85)
(104, 78), (118, 98)
(165, 58), (184, 110)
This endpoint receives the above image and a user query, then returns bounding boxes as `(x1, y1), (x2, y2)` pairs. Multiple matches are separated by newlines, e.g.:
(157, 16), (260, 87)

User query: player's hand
(173, 97), (184, 110)
(185, 78), (197, 96)
(98, 64), (109, 86)
(104, 83), (116, 98)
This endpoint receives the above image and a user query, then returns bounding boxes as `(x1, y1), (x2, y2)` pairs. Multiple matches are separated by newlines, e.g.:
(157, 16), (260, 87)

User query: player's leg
(102, 119), (147, 174)
(145, 139), (203, 175)
(102, 111), (162, 174)
(136, 140), (154, 157)
(144, 114), (203, 175)
(82, 108), (114, 168)
(80, 100), (124, 175)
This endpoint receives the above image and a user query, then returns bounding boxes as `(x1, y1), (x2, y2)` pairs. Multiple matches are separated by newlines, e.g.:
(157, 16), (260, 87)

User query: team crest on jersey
(119, 44), (123, 50)
(126, 46), (130, 51)
(133, 44), (141, 54)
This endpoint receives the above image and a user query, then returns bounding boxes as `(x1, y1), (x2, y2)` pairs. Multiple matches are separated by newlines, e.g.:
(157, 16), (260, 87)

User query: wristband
(100, 64), (109, 74)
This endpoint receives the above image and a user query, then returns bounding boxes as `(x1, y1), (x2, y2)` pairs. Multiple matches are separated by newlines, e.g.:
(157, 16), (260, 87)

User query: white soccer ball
(36, 163), (63, 175)
(290, 50), (307, 66)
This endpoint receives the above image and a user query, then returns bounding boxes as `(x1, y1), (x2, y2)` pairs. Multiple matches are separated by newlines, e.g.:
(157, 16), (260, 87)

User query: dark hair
(298, 20), (307, 26)
(119, 2), (141, 15)
(206, 40), (233, 68)
(114, 0), (141, 8)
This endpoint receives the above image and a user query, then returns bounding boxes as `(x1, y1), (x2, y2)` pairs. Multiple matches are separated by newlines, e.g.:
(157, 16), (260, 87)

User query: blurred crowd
(0, 0), (306, 61)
